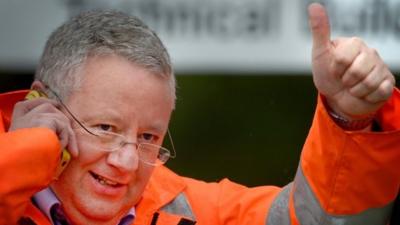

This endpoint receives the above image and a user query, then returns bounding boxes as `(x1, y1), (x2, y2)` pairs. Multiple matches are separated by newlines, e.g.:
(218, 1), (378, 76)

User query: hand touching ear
(9, 97), (78, 157)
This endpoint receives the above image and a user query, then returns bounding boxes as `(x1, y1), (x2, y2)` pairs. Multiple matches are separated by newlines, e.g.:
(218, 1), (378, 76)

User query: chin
(66, 194), (128, 224)
(51, 180), (128, 223)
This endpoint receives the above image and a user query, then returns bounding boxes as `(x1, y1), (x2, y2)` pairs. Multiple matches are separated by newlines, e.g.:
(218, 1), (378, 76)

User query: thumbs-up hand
(308, 3), (395, 119)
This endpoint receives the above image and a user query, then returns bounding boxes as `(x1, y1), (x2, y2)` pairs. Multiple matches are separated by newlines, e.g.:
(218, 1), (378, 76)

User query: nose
(106, 143), (139, 172)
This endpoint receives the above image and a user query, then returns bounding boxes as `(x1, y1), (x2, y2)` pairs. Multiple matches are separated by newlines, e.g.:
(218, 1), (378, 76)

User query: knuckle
(368, 48), (379, 57)
(39, 102), (57, 112)
(390, 74), (396, 85)
(341, 74), (353, 86)
(358, 51), (370, 64)
(381, 63), (391, 73)
(349, 85), (361, 97)
(36, 115), (54, 125)
(347, 67), (365, 81)
(334, 53), (349, 65)
(374, 61), (383, 72)
(350, 37), (364, 46)
(377, 82), (393, 99)
(361, 77), (376, 90)
(13, 101), (26, 109)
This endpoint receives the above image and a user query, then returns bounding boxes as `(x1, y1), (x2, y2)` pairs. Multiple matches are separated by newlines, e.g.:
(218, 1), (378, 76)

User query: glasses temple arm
(45, 86), (99, 137)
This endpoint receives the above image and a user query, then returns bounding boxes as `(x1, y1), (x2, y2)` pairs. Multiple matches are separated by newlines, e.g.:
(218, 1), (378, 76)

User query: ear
(30, 80), (46, 91)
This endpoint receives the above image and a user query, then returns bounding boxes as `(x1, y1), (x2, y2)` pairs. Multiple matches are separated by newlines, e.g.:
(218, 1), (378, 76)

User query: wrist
(322, 96), (375, 131)
(326, 108), (374, 131)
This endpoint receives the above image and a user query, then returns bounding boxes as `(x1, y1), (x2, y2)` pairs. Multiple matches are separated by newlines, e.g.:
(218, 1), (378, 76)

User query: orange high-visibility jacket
(0, 90), (399, 225)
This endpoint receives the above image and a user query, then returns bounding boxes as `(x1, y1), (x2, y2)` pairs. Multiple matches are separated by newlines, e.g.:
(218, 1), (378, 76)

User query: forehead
(66, 55), (174, 129)
(78, 55), (171, 95)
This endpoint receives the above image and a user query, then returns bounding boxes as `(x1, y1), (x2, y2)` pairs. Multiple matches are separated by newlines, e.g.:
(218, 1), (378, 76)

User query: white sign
(0, 0), (399, 74)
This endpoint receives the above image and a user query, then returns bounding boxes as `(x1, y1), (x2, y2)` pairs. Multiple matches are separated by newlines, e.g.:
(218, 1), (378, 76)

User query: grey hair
(35, 10), (175, 103)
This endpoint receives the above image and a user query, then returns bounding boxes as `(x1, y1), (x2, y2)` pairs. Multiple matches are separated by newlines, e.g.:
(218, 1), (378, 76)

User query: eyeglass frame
(40, 84), (176, 166)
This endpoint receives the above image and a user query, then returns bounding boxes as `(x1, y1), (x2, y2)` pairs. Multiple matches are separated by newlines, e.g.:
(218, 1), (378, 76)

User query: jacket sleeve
(183, 90), (400, 225)
(0, 128), (60, 225)
(265, 89), (400, 225)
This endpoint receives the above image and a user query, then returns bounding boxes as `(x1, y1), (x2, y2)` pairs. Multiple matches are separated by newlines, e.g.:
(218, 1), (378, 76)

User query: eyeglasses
(43, 85), (176, 166)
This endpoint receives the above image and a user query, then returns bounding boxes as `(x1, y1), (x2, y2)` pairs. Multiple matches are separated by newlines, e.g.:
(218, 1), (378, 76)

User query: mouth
(90, 171), (122, 187)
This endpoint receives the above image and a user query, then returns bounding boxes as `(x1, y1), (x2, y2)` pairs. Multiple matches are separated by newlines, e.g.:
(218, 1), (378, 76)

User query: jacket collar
(137, 166), (187, 214)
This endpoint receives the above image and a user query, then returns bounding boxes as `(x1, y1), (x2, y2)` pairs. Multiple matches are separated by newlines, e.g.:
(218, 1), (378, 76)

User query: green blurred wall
(166, 75), (317, 187)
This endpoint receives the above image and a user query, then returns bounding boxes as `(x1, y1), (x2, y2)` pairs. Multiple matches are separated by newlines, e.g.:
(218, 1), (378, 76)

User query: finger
(331, 37), (363, 77)
(342, 50), (376, 87)
(54, 115), (79, 157)
(9, 101), (62, 132)
(67, 127), (79, 157)
(33, 112), (74, 153)
(12, 98), (59, 118)
(308, 3), (331, 53)
(27, 101), (61, 115)
(349, 65), (386, 98)
(57, 121), (70, 150)
(38, 113), (71, 149)
(364, 76), (395, 103)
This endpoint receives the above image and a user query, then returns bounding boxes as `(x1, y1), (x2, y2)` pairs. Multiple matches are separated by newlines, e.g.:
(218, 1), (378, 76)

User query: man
(0, 3), (399, 225)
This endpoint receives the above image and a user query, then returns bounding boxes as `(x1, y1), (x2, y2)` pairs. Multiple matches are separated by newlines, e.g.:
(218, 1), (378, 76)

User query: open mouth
(90, 171), (122, 187)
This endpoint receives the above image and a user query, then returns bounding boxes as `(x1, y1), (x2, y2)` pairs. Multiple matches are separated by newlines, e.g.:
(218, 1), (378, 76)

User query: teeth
(92, 173), (119, 186)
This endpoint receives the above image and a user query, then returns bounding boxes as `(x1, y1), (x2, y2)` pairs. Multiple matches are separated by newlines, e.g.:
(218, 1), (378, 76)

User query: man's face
(50, 54), (174, 224)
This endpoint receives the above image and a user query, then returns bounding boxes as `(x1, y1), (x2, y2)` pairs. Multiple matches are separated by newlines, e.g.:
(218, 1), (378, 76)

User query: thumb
(308, 3), (331, 51)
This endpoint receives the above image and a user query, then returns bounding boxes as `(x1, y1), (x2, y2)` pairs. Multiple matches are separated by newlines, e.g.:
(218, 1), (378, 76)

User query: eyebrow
(76, 103), (168, 133)
(154, 125), (167, 134)
(144, 121), (168, 134)
(80, 110), (124, 124)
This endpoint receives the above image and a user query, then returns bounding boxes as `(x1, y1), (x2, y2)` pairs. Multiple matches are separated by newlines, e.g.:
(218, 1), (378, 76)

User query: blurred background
(0, 1), (399, 219)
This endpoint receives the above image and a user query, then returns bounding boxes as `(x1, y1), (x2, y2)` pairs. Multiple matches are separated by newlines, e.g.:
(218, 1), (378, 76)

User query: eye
(94, 124), (113, 132)
(140, 133), (158, 143)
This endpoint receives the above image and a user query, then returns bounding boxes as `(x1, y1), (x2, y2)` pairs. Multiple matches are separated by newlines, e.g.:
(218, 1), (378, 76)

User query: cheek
(75, 141), (107, 165)
(53, 144), (102, 187)
(50, 157), (84, 206)
(138, 163), (155, 180)
(129, 164), (155, 191)
(52, 144), (106, 191)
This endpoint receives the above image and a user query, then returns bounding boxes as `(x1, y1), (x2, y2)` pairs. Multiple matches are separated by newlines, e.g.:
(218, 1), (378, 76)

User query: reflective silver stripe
(266, 183), (292, 225)
(294, 167), (394, 225)
(161, 192), (196, 221)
